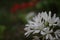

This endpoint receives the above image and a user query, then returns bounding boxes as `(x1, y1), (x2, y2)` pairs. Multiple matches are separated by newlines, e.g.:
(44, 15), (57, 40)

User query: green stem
(42, 36), (44, 40)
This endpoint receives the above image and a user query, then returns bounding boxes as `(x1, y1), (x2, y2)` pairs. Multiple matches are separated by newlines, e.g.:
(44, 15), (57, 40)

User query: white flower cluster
(24, 11), (60, 40)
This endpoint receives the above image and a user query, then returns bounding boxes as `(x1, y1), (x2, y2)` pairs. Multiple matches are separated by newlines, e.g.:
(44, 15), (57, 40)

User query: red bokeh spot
(11, 3), (20, 13)
(21, 3), (28, 9)
(28, 2), (34, 7)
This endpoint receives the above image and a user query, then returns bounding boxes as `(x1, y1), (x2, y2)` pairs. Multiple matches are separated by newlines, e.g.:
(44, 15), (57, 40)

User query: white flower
(24, 27), (40, 37)
(54, 30), (60, 40)
(41, 11), (59, 26)
(26, 12), (35, 21)
(24, 30), (34, 37)
(32, 13), (42, 23)
(24, 13), (45, 37)
(24, 11), (60, 40)
(41, 27), (53, 35)
(41, 27), (54, 40)
(57, 19), (60, 26)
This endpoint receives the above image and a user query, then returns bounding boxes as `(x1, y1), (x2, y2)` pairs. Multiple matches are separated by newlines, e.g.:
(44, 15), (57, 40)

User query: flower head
(24, 13), (45, 37)
(24, 11), (60, 40)
(41, 11), (59, 26)
(41, 27), (54, 40)
(54, 30), (60, 39)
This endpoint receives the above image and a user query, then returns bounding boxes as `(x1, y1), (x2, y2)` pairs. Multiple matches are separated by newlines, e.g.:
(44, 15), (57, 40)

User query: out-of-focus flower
(28, 2), (35, 7)
(41, 27), (54, 40)
(24, 13), (45, 37)
(57, 20), (60, 26)
(26, 12), (35, 21)
(41, 27), (53, 35)
(41, 11), (59, 26)
(54, 30), (60, 40)
(11, 3), (20, 13)
(24, 11), (60, 40)
(21, 3), (28, 9)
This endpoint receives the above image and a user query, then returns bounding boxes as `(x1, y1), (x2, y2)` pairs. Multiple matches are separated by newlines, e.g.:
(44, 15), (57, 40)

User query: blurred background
(0, 0), (60, 40)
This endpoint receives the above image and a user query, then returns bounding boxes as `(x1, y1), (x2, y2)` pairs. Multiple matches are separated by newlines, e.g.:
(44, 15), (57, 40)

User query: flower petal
(33, 30), (40, 34)
(41, 12), (48, 21)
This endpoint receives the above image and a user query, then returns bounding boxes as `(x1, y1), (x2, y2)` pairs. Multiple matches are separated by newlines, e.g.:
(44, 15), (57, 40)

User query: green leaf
(18, 12), (27, 24)
(0, 25), (5, 33)
(0, 25), (6, 39)
(36, 2), (44, 9)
